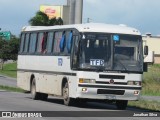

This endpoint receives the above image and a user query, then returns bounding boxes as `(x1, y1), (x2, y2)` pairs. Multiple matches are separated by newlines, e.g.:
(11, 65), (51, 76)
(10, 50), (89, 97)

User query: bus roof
(22, 23), (141, 35)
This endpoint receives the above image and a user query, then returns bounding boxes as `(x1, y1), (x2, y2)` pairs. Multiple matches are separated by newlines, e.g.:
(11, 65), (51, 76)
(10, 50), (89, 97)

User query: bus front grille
(99, 75), (125, 79)
(96, 81), (127, 85)
(97, 89), (125, 95)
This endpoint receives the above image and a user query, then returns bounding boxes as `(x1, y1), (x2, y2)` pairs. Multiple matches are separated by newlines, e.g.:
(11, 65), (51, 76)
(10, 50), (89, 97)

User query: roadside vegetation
(0, 62), (17, 78)
(0, 37), (19, 70)
(0, 85), (25, 93)
(128, 100), (160, 111)
(142, 64), (160, 96)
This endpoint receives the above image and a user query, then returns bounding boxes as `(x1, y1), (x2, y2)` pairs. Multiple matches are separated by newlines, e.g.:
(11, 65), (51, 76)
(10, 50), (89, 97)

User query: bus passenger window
(41, 33), (47, 53)
(53, 31), (63, 54)
(20, 33), (25, 53)
(60, 31), (73, 55)
(67, 31), (73, 54)
(36, 32), (44, 53)
(29, 33), (37, 53)
(46, 32), (54, 54)
(24, 33), (30, 53)
(59, 32), (65, 52)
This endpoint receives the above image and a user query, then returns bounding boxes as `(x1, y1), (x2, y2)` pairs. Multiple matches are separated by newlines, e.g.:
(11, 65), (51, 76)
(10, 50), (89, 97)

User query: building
(143, 33), (160, 64)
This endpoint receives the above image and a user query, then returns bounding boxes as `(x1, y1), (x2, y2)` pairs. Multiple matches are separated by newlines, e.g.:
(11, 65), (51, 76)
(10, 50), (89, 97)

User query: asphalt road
(0, 75), (16, 87)
(0, 90), (159, 120)
(1, 75), (160, 102)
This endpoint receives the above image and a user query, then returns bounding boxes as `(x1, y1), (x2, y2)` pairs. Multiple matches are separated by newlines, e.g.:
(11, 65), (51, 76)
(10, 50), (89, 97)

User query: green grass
(128, 100), (160, 111)
(0, 85), (25, 93)
(0, 62), (17, 78)
(142, 64), (160, 96)
(142, 82), (160, 96)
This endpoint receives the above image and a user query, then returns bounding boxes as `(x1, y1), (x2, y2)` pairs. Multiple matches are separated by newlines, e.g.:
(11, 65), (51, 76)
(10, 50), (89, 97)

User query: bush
(0, 36), (19, 70)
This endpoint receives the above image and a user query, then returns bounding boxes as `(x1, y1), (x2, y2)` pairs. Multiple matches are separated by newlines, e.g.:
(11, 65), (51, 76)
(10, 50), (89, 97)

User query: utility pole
(75, 0), (83, 24)
(67, 0), (70, 6)
(68, 0), (83, 24)
(69, 0), (76, 24)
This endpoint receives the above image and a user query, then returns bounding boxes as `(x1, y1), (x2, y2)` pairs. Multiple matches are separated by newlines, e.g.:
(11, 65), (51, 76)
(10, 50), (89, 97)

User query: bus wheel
(63, 82), (74, 106)
(116, 100), (128, 110)
(31, 78), (40, 100)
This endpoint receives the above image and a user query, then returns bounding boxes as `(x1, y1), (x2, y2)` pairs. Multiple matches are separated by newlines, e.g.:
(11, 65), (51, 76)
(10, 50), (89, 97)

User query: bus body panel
(17, 55), (77, 96)
(17, 55), (142, 100)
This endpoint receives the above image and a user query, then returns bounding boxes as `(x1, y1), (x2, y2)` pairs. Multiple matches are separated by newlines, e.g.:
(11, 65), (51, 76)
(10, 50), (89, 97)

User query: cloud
(83, 0), (160, 34)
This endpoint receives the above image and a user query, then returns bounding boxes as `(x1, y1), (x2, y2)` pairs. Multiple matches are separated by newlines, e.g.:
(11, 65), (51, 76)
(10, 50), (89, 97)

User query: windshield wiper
(116, 60), (128, 71)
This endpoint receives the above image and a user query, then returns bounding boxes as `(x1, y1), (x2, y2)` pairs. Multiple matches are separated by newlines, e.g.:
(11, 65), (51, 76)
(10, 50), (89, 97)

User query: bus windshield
(75, 33), (143, 73)
(113, 35), (143, 72)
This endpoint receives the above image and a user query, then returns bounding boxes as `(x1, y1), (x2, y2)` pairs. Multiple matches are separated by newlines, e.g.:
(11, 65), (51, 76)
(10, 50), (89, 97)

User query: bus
(17, 23), (148, 110)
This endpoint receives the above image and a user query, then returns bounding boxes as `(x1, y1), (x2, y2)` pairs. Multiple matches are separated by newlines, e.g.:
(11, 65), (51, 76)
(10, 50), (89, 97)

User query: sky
(0, 0), (160, 36)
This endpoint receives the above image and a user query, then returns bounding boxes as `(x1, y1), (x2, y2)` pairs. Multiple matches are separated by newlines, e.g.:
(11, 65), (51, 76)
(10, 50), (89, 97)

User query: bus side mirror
(144, 46), (148, 55)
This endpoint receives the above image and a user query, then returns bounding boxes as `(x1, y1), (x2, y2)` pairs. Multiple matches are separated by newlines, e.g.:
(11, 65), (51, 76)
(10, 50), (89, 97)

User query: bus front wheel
(116, 100), (128, 110)
(63, 82), (74, 106)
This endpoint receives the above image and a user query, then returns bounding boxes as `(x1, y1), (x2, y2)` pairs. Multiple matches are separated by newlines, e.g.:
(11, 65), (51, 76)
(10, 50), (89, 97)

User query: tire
(116, 100), (128, 110)
(31, 78), (41, 100)
(62, 82), (74, 106)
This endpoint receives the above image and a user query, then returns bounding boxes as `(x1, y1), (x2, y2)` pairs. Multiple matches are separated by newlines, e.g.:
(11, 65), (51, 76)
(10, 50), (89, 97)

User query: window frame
(18, 28), (79, 56)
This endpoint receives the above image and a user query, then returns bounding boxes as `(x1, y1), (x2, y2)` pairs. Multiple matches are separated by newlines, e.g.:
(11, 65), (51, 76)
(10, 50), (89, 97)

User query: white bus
(17, 23), (148, 110)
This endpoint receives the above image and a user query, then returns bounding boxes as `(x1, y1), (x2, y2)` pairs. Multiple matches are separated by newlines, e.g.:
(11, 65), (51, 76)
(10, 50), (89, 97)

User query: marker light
(127, 81), (141, 86)
(79, 78), (96, 83)
(82, 88), (88, 92)
(134, 91), (139, 95)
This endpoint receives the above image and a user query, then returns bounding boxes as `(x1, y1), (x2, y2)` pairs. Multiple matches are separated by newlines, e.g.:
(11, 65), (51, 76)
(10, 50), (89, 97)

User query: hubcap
(63, 86), (69, 100)
(31, 82), (36, 96)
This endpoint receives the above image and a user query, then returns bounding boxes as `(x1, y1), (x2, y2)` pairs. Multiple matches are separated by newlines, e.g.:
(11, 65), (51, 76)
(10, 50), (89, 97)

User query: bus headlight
(79, 78), (96, 83)
(127, 81), (141, 86)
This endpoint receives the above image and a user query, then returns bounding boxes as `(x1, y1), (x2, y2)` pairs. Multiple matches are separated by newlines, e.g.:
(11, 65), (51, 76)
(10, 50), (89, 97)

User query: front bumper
(76, 84), (141, 101)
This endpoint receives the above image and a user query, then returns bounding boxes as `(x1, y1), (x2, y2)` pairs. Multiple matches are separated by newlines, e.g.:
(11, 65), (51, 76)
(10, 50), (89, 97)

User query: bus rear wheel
(116, 100), (128, 110)
(63, 82), (74, 106)
(31, 78), (41, 100)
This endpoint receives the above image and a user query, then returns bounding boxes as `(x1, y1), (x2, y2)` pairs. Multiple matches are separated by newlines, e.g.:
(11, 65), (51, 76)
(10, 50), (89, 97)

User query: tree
(29, 11), (63, 26)
(56, 17), (63, 25)
(8, 36), (19, 60)
(0, 35), (19, 70)
(0, 39), (9, 70)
